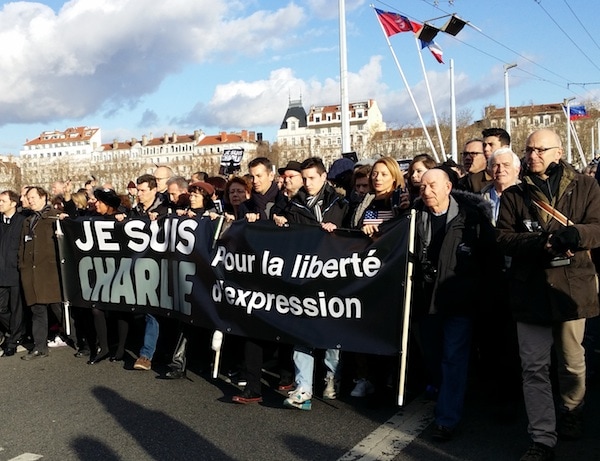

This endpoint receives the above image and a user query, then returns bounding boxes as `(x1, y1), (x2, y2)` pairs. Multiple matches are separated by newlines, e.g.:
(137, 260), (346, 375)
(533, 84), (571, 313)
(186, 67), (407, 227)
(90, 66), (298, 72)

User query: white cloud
(0, 0), (305, 125)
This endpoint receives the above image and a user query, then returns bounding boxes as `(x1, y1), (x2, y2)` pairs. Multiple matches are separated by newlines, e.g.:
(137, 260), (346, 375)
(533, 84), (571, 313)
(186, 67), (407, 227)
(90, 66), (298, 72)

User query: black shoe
(557, 410), (583, 440)
(232, 388), (263, 404)
(74, 349), (91, 358)
(21, 350), (48, 361)
(87, 350), (109, 365)
(432, 424), (454, 442)
(166, 369), (186, 379)
(109, 355), (124, 362)
(4, 347), (15, 357)
(519, 442), (554, 461)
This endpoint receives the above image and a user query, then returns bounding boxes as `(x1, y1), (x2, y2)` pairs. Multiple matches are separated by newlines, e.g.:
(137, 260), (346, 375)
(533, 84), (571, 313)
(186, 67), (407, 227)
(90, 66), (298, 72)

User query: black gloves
(549, 226), (580, 253)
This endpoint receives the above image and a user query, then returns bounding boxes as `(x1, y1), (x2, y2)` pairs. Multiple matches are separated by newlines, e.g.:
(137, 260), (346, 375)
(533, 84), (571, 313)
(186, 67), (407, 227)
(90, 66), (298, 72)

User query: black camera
(421, 261), (438, 284)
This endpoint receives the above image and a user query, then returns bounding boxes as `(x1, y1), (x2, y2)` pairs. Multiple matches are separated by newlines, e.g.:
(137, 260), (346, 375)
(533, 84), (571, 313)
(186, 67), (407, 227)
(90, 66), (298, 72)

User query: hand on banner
(207, 212), (221, 221)
(148, 212), (159, 221)
(224, 212), (236, 222)
(245, 212), (260, 223)
(362, 224), (379, 238)
(321, 222), (337, 233)
(176, 209), (187, 216)
(273, 214), (289, 227)
(115, 213), (126, 222)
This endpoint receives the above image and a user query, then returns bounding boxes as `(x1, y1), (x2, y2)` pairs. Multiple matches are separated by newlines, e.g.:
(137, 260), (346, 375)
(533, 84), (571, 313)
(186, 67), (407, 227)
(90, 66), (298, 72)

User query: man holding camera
(496, 128), (600, 461)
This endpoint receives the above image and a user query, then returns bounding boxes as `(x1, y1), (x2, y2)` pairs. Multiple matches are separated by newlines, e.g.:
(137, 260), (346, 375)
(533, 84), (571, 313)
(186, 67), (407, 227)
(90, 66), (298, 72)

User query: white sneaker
(283, 387), (312, 410)
(323, 376), (339, 400)
(350, 378), (375, 397)
(47, 336), (68, 348)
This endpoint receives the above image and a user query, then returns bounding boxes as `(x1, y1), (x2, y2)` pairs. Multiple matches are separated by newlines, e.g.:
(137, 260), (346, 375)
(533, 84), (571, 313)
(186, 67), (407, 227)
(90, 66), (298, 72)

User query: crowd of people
(0, 127), (598, 461)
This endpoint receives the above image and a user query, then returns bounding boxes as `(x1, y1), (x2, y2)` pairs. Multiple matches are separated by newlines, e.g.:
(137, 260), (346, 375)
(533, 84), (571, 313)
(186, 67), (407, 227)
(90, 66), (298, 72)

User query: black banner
(57, 215), (410, 355)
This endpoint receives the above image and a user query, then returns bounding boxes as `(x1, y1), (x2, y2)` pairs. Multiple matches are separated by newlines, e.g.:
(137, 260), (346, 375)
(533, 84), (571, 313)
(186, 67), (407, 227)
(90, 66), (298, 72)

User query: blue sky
(0, 0), (598, 155)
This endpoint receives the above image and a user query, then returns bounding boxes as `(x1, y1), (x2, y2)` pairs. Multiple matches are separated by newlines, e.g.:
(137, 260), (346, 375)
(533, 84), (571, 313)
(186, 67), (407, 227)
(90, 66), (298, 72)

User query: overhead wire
(533, 0), (600, 74)
(562, 0), (600, 54)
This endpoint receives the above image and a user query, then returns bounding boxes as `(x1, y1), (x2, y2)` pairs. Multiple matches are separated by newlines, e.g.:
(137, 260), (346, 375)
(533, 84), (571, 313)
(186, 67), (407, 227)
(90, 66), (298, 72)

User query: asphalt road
(0, 339), (598, 461)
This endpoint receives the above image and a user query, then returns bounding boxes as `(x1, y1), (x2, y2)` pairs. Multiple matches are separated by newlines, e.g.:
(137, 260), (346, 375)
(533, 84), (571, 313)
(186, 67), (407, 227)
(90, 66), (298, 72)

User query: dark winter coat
(18, 206), (63, 306)
(496, 162), (600, 324)
(282, 184), (348, 227)
(413, 191), (496, 317)
(0, 212), (27, 287)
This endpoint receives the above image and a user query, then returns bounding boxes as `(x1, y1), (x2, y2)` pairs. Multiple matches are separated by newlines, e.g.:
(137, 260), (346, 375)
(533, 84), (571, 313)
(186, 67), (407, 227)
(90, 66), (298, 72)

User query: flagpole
(339, 0), (351, 154)
(371, 6), (440, 162)
(413, 36), (446, 160)
(450, 58), (457, 162)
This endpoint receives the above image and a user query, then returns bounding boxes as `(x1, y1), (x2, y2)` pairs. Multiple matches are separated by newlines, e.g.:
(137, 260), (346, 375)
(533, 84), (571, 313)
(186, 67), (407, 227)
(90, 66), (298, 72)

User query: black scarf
(251, 182), (279, 219)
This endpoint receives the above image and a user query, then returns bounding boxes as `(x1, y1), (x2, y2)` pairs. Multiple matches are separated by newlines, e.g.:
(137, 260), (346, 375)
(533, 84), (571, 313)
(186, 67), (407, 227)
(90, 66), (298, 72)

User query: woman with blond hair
(350, 156), (410, 396)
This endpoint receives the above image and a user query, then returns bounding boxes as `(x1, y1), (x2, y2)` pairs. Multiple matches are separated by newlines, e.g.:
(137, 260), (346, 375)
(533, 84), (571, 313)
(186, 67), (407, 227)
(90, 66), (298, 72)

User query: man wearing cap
(272, 160), (303, 226)
(327, 157), (355, 197)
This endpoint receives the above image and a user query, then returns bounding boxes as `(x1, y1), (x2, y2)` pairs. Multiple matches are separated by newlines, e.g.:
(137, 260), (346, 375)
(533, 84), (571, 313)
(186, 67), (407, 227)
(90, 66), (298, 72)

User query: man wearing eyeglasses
(457, 139), (492, 193)
(496, 128), (600, 461)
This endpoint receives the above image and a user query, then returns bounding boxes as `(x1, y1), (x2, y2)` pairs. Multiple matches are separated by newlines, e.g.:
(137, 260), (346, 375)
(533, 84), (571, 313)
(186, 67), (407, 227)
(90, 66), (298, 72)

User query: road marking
(338, 396), (435, 461)
(8, 454), (43, 461)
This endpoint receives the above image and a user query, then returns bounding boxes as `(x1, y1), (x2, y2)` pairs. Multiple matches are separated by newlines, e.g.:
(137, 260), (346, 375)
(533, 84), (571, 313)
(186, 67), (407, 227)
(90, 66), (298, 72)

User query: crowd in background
(0, 126), (599, 461)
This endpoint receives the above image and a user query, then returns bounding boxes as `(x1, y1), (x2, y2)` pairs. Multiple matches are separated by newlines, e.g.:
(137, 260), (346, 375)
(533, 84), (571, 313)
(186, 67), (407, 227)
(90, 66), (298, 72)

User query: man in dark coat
(0, 190), (27, 356)
(232, 157), (292, 404)
(413, 168), (496, 441)
(496, 128), (600, 461)
(19, 187), (62, 360)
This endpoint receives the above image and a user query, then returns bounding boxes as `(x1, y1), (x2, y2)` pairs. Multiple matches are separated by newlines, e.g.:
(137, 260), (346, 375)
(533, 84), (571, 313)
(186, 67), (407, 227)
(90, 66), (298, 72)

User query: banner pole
(398, 209), (416, 406)
(54, 218), (71, 336)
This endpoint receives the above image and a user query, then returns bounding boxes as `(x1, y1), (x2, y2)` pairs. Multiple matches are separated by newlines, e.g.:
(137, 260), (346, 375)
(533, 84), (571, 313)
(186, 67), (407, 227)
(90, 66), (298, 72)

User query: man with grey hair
(166, 176), (190, 211)
(479, 147), (523, 422)
(497, 128), (600, 461)
(481, 147), (521, 225)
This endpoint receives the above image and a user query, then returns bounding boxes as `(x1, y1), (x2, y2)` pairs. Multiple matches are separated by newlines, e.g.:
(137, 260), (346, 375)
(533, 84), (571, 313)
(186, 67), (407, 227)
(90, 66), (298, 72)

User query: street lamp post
(504, 63), (517, 136)
(564, 97), (575, 164)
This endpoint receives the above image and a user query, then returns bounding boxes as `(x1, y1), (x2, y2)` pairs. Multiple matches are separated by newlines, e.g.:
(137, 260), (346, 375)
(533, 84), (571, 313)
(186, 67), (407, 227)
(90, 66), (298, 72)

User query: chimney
(241, 129), (248, 141)
(172, 132), (178, 143)
(220, 131), (227, 142)
(113, 139), (118, 149)
(257, 133), (263, 142)
(142, 135), (148, 146)
(163, 133), (169, 144)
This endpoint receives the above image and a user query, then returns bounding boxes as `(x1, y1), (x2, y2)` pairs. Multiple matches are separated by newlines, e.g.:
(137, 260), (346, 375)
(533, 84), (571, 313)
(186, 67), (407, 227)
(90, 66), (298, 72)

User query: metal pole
(339, 0), (351, 154)
(564, 97), (575, 164)
(414, 36), (447, 160)
(504, 63), (517, 136)
(450, 59), (457, 162)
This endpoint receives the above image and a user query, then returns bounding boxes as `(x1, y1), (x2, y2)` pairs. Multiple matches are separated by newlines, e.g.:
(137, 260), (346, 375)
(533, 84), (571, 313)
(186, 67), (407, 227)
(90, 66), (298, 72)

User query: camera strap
(531, 198), (573, 227)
